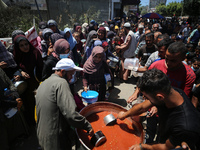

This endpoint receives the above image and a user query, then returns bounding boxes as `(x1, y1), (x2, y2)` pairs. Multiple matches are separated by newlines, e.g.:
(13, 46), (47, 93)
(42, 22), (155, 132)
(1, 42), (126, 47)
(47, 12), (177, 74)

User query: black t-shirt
(138, 44), (158, 66)
(156, 88), (200, 149)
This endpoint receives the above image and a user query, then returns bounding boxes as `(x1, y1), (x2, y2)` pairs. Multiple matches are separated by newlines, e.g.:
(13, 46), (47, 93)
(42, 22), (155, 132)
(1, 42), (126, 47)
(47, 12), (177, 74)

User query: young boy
(73, 32), (84, 55)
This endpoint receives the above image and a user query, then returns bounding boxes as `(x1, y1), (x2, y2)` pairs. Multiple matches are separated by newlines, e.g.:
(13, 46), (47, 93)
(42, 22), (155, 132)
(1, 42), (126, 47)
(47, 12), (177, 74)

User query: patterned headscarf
(11, 30), (25, 43)
(0, 41), (17, 68)
(50, 33), (64, 46)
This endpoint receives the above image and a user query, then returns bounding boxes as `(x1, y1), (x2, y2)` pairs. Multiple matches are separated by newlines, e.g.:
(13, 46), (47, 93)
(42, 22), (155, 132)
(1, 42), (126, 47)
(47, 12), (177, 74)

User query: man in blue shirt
(187, 24), (200, 48)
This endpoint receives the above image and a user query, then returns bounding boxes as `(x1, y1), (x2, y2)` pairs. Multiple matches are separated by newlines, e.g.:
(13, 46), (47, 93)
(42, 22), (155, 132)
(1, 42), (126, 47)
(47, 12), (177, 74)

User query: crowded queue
(0, 16), (200, 150)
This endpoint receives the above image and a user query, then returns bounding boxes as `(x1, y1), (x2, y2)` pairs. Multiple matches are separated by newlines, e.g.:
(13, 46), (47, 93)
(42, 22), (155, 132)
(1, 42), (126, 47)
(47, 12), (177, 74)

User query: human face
(165, 50), (184, 70)
(153, 24), (159, 32)
(142, 91), (165, 106)
(65, 32), (71, 38)
(93, 53), (102, 63)
(145, 36), (153, 48)
(98, 30), (105, 40)
(139, 28), (143, 34)
(73, 34), (80, 43)
(19, 40), (30, 53)
(63, 69), (75, 81)
(158, 46), (167, 59)
(192, 61), (200, 70)
(49, 25), (57, 33)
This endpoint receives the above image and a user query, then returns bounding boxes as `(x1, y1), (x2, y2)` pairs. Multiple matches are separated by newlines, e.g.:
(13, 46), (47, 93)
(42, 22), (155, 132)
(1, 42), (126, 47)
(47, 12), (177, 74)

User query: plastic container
(81, 90), (99, 104)
(124, 58), (139, 71)
(4, 88), (12, 100)
(108, 57), (119, 69)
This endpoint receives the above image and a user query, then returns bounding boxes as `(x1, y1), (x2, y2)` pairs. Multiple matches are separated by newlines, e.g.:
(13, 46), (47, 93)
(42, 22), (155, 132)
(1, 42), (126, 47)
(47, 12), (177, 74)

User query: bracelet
(139, 143), (143, 150)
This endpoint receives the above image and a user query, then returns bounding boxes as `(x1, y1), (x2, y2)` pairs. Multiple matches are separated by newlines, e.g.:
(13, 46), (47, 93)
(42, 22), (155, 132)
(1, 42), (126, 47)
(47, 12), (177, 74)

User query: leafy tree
(166, 2), (183, 16)
(0, 5), (40, 37)
(155, 4), (167, 16)
(183, 0), (200, 17)
(155, 2), (183, 17)
(65, 6), (101, 28)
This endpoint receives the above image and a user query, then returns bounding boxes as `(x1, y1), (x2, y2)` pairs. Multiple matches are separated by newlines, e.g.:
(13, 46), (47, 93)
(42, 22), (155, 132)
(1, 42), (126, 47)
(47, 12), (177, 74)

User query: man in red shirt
(128, 42), (196, 103)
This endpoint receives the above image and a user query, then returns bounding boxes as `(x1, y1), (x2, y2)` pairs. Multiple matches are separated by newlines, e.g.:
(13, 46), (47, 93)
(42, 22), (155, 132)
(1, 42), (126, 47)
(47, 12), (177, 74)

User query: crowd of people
(0, 15), (200, 150)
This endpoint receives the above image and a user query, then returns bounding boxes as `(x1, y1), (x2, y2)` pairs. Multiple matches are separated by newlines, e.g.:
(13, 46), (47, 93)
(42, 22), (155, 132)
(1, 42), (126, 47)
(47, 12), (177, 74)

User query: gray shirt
(145, 51), (160, 67)
(36, 74), (92, 150)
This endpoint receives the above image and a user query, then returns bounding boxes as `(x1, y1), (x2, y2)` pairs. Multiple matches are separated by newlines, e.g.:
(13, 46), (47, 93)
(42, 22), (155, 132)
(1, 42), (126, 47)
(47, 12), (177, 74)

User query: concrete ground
(12, 75), (141, 150)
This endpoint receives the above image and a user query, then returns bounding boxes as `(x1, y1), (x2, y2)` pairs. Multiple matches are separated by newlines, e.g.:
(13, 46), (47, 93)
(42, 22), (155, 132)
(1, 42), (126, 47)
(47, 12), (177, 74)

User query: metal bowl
(90, 130), (106, 147)
(14, 81), (27, 95)
(104, 113), (116, 126)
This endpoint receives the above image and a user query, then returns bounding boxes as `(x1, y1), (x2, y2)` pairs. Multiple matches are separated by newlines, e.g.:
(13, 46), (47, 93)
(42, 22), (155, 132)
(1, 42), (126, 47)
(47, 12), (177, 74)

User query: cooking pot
(108, 57), (119, 69)
(14, 81), (27, 95)
(76, 102), (144, 150)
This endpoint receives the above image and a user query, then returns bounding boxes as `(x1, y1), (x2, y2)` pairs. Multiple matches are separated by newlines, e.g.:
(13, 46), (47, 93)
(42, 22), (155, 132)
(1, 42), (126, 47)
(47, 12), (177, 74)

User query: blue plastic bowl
(81, 90), (99, 103)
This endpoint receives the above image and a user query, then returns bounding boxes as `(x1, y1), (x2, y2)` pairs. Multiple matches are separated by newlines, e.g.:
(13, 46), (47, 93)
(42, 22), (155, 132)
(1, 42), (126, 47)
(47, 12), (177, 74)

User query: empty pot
(104, 113), (117, 126)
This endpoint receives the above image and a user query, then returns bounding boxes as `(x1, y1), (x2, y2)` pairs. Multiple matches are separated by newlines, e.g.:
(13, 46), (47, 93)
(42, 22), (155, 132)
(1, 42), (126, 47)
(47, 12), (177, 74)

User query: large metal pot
(76, 102), (144, 150)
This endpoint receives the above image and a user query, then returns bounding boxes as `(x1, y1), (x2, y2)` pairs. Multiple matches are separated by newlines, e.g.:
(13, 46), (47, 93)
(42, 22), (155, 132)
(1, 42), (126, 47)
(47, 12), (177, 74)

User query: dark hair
(137, 69), (171, 96)
(157, 38), (173, 49)
(195, 46), (200, 50)
(157, 33), (170, 40)
(191, 57), (200, 64)
(186, 43), (193, 48)
(145, 32), (154, 39)
(167, 41), (187, 57)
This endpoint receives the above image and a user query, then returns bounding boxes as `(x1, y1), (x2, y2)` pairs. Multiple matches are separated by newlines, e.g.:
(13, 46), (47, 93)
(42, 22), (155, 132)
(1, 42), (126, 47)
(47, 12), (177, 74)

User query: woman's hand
(47, 45), (54, 56)
(84, 86), (88, 92)
(21, 71), (30, 79)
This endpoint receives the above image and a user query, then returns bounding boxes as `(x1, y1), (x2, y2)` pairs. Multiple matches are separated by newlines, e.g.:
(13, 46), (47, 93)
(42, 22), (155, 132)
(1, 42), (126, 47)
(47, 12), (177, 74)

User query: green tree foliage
(65, 6), (101, 28)
(155, 4), (167, 16)
(155, 2), (183, 16)
(0, 5), (39, 37)
(183, 0), (200, 17)
(140, 5), (148, 15)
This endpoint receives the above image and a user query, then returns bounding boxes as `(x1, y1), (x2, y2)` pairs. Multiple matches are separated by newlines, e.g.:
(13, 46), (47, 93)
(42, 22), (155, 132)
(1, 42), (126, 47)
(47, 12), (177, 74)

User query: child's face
(93, 53), (102, 63)
(73, 34), (80, 42)
(192, 61), (200, 70)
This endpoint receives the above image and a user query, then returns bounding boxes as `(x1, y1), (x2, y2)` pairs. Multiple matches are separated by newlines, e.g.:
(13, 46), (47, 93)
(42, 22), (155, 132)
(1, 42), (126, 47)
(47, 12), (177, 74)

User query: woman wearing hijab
(13, 35), (43, 126)
(0, 41), (18, 79)
(42, 39), (71, 81)
(98, 27), (107, 42)
(75, 26), (86, 40)
(81, 30), (98, 65)
(49, 33), (64, 46)
(82, 23), (88, 37)
(41, 28), (54, 58)
(47, 19), (61, 34)
(83, 46), (113, 101)
(63, 28), (79, 64)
